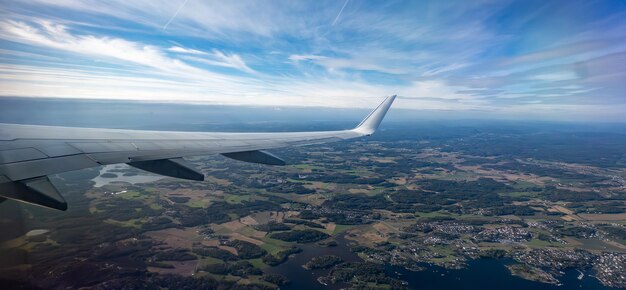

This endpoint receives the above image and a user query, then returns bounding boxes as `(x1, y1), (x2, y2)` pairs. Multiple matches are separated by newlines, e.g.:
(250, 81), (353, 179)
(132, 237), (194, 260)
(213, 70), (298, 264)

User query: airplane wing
(0, 95), (396, 210)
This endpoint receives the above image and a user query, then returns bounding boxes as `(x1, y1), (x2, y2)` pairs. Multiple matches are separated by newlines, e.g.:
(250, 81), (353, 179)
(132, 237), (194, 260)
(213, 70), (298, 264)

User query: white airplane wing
(0, 95), (396, 210)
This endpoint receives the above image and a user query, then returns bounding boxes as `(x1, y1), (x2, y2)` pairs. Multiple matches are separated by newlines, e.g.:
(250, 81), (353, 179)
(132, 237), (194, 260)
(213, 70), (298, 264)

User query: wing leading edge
(0, 95), (396, 210)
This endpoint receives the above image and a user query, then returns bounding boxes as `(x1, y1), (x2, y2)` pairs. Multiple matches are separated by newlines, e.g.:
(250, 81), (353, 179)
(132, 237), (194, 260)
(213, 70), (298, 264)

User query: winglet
(353, 95), (396, 135)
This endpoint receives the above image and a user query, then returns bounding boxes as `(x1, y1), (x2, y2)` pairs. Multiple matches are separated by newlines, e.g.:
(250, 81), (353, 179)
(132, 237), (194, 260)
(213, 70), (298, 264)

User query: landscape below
(1, 121), (625, 290)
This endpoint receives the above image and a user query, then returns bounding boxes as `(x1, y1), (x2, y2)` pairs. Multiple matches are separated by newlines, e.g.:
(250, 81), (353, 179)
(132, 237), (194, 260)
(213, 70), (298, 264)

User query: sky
(0, 0), (625, 122)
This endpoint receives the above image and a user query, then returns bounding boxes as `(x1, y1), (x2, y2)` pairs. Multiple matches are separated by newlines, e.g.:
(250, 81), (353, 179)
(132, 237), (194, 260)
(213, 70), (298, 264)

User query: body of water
(268, 235), (616, 290)
(91, 164), (163, 187)
(387, 259), (613, 290)
(266, 235), (361, 290)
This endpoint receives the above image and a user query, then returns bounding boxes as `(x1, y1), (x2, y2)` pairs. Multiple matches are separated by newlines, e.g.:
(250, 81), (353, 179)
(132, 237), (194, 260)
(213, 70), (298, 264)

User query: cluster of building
(428, 222), (478, 235)
(594, 252), (626, 288)
(473, 226), (532, 243)
(513, 248), (594, 269)
(304, 205), (378, 222)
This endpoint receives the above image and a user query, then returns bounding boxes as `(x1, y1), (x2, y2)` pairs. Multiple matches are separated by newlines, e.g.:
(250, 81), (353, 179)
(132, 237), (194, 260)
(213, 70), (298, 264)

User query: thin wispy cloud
(0, 0), (624, 121)
(184, 49), (256, 74)
(162, 0), (189, 31)
(332, 0), (350, 26)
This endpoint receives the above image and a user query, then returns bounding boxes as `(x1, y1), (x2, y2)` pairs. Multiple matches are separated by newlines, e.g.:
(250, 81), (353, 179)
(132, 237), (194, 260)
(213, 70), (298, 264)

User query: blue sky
(0, 0), (625, 121)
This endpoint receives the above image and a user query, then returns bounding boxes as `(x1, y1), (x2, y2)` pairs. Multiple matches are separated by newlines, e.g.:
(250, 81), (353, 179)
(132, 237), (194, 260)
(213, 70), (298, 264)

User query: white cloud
(0, 1), (624, 121)
(210, 50), (256, 74)
(181, 50), (256, 74)
(0, 19), (590, 115)
(0, 20), (253, 84)
(167, 46), (207, 55)
(167, 46), (257, 74)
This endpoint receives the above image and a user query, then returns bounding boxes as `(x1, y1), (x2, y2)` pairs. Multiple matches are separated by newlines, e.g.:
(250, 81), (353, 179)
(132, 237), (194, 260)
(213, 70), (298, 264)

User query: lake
(91, 164), (163, 187)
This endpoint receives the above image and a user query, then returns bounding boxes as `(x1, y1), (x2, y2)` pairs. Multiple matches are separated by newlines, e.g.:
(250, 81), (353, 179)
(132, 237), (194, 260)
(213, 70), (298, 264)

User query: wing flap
(0, 176), (67, 211)
(1, 154), (100, 181)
